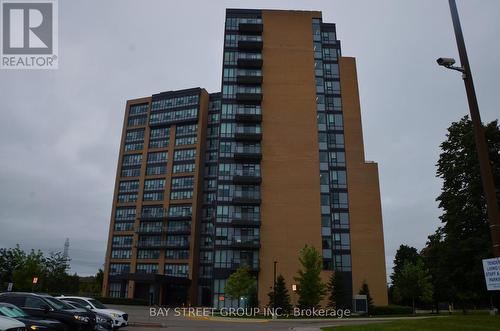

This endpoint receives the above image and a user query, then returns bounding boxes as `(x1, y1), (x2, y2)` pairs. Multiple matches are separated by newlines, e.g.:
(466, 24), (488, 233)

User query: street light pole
(273, 261), (277, 309)
(446, 0), (500, 256)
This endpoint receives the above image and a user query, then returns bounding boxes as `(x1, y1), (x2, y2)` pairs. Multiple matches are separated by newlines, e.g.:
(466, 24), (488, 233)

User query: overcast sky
(1, 0), (499, 278)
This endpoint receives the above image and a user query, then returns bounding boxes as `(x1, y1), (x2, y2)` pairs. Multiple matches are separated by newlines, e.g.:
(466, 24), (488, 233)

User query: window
(333, 212), (350, 229)
(137, 250), (160, 259)
(25, 297), (46, 309)
(109, 263), (130, 275)
(174, 149), (196, 161)
(168, 205), (192, 217)
(108, 283), (125, 298)
(166, 250), (189, 259)
(129, 103), (148, 116)
(147, 152), (168, 164)
(170, 190), (193, 200)
(175, 136), (197, 146)
(118, 180), (139, 203)
(173, 162), (195, 173)
(111, 249), (132, 259)
(121, 154), (142, 177)
(165, 264), (189, 277)
(136, 264), (158, 274)
(329, 151), (346, 167)
(323, 47), (337, 61)
(327, 114), (343, 130)
(128, 115), (146, 127)
(141, 205), (165, 218)
(149, 127), (170, 149)
(124, 128), (144, 151)
(122, 154), (142, 166)
(328, 133), (344, 148)
(115, 207), (136, 221)
(324, 63), (339, 78)
(330, 170), (347, 188)
(149, 108), (198, 126)
(112, 235), (133, 248)
(332, 192), (349, 209)
(151, 94), (199, 112)
(143, 179), (166, 201)
(114, 222), (134, 231)
(146, 165), (167, 176)
(171, 177), (194, 189)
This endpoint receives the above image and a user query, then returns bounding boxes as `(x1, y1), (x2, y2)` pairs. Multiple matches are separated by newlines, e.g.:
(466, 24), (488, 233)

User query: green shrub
(372, 305), (413, 315)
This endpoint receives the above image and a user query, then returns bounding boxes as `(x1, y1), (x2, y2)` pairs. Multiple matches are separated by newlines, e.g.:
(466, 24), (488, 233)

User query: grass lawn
(321, 315), (500, 331)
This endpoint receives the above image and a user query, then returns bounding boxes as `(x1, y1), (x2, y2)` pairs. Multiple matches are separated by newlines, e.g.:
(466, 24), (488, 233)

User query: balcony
(229, 236), (260, 249)
(233, 192), (261, 205)
(230, 217), (260, 227)
(236, 87), (262, 103)
(167, 214), (192, 221)
(237, 53), (262, 68)
(135, 240), (166, 249)
(235, 106), (262, 122)
(238, 35), (263, 51)
(234, 126), (262, 142)
(238, 19), (263, 34)
(234, 146), (262, 162)
(139, 209), (167, 220)
(237, 69), (262, 84)
(233, 174), (262, 185)
(166, 225), (192, 235)
(135, 225), (163, 235)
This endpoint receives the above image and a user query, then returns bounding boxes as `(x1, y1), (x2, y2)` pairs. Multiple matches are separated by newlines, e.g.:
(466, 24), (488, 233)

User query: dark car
(0, 302), (66, 331)
(0, 293), (96, 331)
(62, 300), (112, 331)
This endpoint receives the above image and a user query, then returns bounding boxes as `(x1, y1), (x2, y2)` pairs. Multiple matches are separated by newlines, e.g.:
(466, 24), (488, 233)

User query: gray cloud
(1, 0), (499, 278)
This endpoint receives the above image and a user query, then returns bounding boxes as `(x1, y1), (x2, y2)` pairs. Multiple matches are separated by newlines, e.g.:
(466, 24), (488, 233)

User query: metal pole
(448, 0), (500, 257)
(273, 261), (277, 309)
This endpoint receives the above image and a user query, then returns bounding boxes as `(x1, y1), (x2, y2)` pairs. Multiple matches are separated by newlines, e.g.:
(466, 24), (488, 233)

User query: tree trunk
(412, 297), (416, 315)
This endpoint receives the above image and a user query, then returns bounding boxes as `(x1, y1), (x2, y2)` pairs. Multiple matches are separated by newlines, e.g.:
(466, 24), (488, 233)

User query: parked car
(63, 301), (112, 331)
(0, 293), (95, 331)
(57, 297), (127, 328)
(0, 315), (26, 331)
(0, 302), (66, 331)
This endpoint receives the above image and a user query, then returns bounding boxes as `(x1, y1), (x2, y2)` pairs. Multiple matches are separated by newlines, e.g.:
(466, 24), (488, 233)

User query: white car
(0, 315), (26, 331)
(57, 296), (128, 328)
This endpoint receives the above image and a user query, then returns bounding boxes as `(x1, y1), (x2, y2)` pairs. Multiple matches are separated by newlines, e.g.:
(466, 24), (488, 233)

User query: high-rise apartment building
(102, 8), (388, 308)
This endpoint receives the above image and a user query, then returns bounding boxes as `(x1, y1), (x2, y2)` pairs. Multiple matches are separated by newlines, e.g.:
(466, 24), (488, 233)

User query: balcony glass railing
(238, 35), (262, 42)
(237, 86), (262, 94)
(235, 144), (261, 154)
(238, 53), (262, 60)
(237, 69), (262, 77)
(236, 106), (261, 115)
(235, 126), (261, 134)
(234, 191), (261, 200)
(141, 209), (167, 219)
(231, 236), (260, 245)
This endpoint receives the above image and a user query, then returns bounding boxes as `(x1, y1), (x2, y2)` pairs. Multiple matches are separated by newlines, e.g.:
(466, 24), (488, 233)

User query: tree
(390, 245), (421, 305)
(424, 117), (499, 311)
(391, 245), (420, 285)
(327, 272), (349, 308)
(268, 275), (292, 313)
(294, 245), (326, 309)
(392, 260), (433, 314)
(358, 281), (375, 314)
(225, 266), (256, 307)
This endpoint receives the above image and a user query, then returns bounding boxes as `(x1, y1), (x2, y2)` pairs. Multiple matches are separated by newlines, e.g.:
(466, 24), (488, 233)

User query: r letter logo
(1, 0), (58, 69)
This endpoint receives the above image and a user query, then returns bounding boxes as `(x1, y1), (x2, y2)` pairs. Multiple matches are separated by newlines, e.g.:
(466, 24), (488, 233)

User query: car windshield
(0, 305), (28, 318)
(88, 299), (106, 309)
(43, 297), (77, 310)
